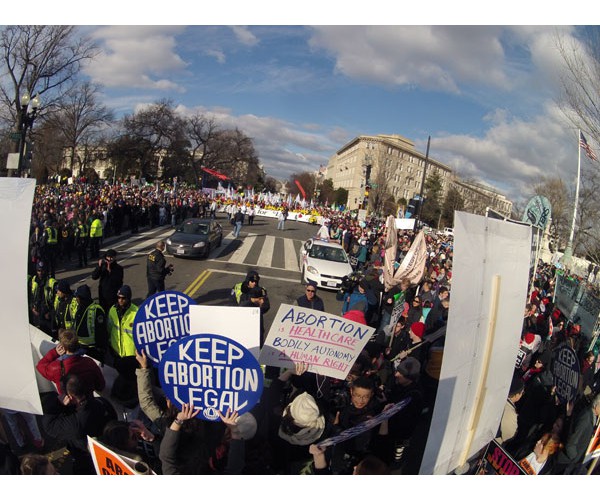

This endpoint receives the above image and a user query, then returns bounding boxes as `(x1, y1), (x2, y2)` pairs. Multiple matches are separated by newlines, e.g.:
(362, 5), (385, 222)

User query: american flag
(580, 131), (598, 161)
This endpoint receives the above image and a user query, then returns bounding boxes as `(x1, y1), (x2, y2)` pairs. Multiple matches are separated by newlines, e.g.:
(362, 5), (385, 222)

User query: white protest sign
(188, 305), (261, 360)
(0, 178), (42, 414)
(420, 211), (531, 475)
(259, 304), (375, 379)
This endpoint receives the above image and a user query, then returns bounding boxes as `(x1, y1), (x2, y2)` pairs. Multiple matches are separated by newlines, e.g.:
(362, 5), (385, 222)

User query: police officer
(231, 270), (261, 304)
(88, 213), (104, 260)
(29, 261), (56, 335)
(107, 285), (139, 405)
(72, 284), (107, 361)
(146, 240), (173, 298)
(52, 279), (77, 339)
(74, 217), (89, 268)
(42, 220), (59, 278)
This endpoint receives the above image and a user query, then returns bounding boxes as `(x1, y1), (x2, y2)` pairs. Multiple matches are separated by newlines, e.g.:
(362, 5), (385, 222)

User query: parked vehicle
(166, 218), (223, 258)
(298, 237), (353, 290)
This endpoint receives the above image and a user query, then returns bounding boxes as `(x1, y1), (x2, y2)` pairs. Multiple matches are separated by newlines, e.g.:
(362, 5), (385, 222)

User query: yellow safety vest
(108, 304), (139, 358)
(30, 276), (56, 308)
(89, 218), (103, 238)
(45, 227), (58, 244)
(74, 302), (104, 346)
(77, 223), (88, 238)
(53, 295), (78, 330)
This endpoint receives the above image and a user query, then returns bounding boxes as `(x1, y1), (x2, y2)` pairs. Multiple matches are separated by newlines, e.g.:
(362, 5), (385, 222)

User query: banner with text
(475, 440), (526, 475)
(259, 304), (375, 380)
(315, 398), (410, 448)
(88, 436), (155, 475)
(133, 291), (196, 366)
(159, 334), (263, 421)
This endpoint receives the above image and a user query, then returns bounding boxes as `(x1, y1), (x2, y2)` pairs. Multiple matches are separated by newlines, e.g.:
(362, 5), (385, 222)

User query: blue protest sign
(158, 334), (264, 421)
(133, 291), (196, 366)
(553, 344), (580, 404)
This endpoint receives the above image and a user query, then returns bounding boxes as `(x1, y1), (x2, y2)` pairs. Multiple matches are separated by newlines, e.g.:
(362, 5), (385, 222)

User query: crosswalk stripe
(227, 233), (258, 265)
(211, 235), (235, 259)
(284, 238), (299, 272)
(256, 235), (276, 268)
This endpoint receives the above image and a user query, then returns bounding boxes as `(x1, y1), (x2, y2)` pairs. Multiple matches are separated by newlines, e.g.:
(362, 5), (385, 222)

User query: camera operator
(91, 248), (124, 314)
(146, 240), (174, 298)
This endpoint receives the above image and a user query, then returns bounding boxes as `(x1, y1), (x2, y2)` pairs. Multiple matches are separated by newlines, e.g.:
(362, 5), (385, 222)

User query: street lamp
(17, 91), (41, 177)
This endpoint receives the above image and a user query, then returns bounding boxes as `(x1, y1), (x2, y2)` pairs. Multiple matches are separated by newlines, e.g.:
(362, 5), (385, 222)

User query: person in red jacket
(36, 328), (105, 396)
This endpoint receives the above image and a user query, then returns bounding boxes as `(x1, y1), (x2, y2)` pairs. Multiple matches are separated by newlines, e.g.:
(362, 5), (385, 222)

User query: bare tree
(556, 28), (600, 145)
(0, 25), (98, 129)
(45, 82), (114, 176)
(532, 176), (571, 251)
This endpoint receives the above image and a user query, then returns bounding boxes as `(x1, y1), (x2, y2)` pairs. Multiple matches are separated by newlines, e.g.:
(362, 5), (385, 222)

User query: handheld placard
(133, 291), (196, 366)
(158, 334), (264, 421)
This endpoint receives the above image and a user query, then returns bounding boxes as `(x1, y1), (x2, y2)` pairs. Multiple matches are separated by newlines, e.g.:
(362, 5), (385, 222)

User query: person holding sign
(329, 375), (383, 474)
(554, 393), (600, 474)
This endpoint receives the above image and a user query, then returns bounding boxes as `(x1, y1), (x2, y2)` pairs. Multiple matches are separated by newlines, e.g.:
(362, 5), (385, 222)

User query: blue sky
(14, 4), (600, 205)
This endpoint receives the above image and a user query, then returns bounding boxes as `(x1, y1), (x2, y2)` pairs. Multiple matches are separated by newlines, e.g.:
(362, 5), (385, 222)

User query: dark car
(165, 218), (223, 258)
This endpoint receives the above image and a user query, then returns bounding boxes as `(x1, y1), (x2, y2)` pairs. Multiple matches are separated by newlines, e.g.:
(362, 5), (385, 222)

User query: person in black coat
(91, 248), (124, 314)
(41, 374), (117, 474)
(146, 240), (173, 298)
(296, 285), (325, 311)
(553, 393), (600, 474)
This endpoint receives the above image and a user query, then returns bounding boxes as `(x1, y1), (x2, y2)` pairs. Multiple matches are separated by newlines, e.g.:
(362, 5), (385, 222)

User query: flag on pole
(580, 131), (598, 161)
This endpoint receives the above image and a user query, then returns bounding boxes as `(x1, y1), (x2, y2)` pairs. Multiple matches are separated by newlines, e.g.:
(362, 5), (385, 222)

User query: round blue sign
(158, 334), (264, 421)
(133, 291), (196, 366)
(553, 344), (580, 404)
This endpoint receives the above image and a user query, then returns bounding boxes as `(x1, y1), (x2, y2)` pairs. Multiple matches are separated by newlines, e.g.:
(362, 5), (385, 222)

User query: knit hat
(278, 392), (325, 446)
(105, 249), (117, 258)
(395, 357), (421, 382)
(235, 412), (258, 440)
(523, 332), (536, 345)
(74, 284), (92, 300)
(246, 270), (260, 283)
(57, 279), (71, 294)
(410, 322), (425, 339)
(117, 285), (132, 299)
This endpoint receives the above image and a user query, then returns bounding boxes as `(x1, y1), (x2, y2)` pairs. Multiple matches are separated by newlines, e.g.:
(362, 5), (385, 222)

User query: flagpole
(562, 129), (582, 268)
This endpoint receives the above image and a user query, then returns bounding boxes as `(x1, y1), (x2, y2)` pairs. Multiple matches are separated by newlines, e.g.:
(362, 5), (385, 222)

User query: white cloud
(230, 26), (259, 46)
(204, 49), (226, 64)
(84, 26), (188, 91)
(432, 101), (579, 203)
(309, 26), (511, 93)
(177, 104), (338, 180)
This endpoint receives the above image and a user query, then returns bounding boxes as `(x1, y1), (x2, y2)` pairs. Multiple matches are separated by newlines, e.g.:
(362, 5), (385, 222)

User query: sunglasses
(306, 289), (316, 293)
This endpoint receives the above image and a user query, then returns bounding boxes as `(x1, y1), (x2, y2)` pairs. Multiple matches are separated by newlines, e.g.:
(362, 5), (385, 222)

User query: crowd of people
(2, 179), (600, 476)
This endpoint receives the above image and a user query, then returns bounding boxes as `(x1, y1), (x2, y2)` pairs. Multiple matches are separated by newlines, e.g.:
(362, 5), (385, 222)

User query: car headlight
(193, 241), (206, 248)
(166, 238), (172, 245)
(307, 265), (318, 274)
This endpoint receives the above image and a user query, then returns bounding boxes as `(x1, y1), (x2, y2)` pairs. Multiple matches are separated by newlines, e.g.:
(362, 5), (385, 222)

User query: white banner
(420, 211), (531, 475)
(0, 179), (42, 414)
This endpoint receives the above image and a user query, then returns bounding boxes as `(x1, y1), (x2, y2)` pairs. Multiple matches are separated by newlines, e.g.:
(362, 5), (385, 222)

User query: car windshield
(178, 222), (208, 235)
(309, 244), (348, 263)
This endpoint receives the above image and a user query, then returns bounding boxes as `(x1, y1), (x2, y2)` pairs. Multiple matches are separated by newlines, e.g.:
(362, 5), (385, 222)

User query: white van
(441, 227), (453, 237)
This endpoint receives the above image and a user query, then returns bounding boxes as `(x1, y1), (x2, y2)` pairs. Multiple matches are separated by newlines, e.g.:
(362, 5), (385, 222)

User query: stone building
(325, 133), (512, 217)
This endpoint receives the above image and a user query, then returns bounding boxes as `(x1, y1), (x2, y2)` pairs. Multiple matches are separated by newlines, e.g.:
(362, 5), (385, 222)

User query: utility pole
(415, 136), (430, 227)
